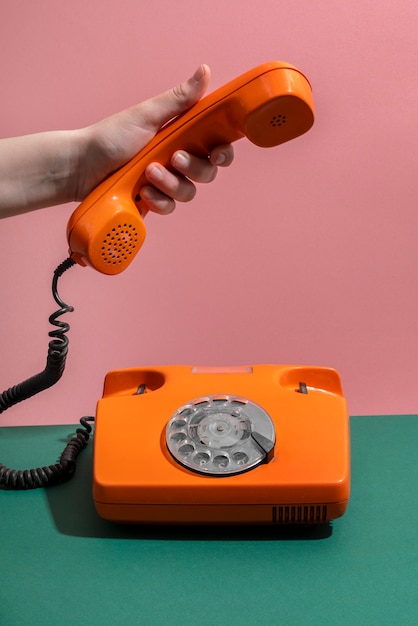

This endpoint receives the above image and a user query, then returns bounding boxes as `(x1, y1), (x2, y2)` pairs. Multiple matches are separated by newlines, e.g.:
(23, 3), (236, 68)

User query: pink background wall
(1, 0), (417, 425)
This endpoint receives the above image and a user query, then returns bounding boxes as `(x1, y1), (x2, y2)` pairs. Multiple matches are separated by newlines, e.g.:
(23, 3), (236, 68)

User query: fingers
(144, 161), (197, 207)
(133, 66), (234, 215)
(171, 151), (216, 184)
(209, 144), (235, 168)
(139, 186), (176, 215)
(173, 144), (234, 179)
(139, 65), (211, 133)
(140, 144), (235, 215)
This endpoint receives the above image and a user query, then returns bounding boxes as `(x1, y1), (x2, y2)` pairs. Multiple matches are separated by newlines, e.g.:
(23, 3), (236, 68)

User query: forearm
(0, 130), (84, 218)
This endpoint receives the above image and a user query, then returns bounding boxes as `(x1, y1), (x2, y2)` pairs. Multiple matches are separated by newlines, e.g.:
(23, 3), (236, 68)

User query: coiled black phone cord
(0, 258), (94, 490)
(0, 417), (94, 490)
(1, 258), (75, 412)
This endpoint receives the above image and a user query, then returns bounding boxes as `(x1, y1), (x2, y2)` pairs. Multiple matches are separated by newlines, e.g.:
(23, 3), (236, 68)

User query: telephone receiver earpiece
(67, 61), (314, 275)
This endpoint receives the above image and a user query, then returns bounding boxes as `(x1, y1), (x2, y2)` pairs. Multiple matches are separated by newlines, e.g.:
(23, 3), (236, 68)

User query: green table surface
(1, 415), (417, 626)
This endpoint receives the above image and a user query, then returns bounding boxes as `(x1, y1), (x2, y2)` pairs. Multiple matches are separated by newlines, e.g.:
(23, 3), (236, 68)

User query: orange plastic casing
(93, 365), (350, 525)
(67, 61), (314, 275)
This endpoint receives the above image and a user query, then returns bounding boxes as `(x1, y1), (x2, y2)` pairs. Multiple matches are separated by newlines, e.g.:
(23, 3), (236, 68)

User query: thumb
(139, 64), (211, 132)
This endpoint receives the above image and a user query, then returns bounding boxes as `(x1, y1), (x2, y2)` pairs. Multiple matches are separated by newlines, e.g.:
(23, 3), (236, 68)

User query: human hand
(78, 64), (234, 214)
(0, 65), (233, 219)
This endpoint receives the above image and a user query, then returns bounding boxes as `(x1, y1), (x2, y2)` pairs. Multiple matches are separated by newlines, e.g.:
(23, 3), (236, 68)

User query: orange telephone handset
(67, 62), (314, 275)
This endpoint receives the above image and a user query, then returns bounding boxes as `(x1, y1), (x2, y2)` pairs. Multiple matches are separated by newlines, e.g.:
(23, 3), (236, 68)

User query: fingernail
(141, 186), (155, 200)
(192, 64), (205, 83)
(214, 152), (226, 165)
(173, 151), (190, 168)
(148, 164), (163, 181)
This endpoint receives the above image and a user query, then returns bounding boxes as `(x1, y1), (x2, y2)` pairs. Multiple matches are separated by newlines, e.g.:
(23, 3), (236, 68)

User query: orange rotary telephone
(67, 61), (314, 274)
(93, 365), (350, 525)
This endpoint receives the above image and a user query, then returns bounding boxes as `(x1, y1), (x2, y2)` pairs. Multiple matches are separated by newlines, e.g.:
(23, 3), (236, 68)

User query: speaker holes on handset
(270, 114), (287, 127)
(101, 224), (139, 265)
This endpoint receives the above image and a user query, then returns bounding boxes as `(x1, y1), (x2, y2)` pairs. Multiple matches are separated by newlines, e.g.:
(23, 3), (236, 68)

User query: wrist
(71, 123), (118, 202)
